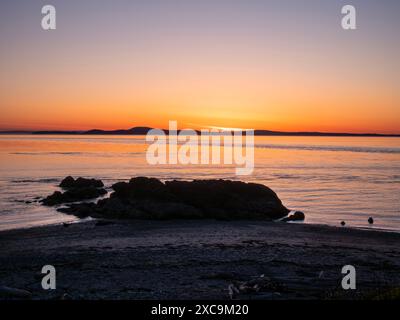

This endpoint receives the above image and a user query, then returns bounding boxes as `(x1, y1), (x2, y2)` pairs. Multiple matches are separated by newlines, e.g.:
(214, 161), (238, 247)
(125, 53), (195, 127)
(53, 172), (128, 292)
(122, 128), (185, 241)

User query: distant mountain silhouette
(0, 127), (398, 137)
(85, 127), (153, 135)
(30, 131), (83, 135)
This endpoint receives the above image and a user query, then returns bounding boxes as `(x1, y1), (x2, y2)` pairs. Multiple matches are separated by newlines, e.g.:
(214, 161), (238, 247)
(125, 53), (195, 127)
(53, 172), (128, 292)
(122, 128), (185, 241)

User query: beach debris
(228, 284), (240, 299)
(0, 286), (32, 299)
(368, 217), (374, 225)
(282, 211), (305, 222)
(341, 221), (346, 226)
(51, 177), (290, 221)
(60, 293), (72, 300)
(227, 275), (284, 299)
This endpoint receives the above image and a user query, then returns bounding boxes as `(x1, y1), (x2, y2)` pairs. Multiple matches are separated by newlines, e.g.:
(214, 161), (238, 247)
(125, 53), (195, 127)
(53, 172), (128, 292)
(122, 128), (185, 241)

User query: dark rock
(41, 191), (63, 206)
(62, 222), (70, 228)
(282, 211), (305, 222)
(58, 202), (98, 218)
(341, 221), (346, 226)
(60, 176), (104, 189)
(41, 187), (107, 206)
(163, 179), (288, 219)
(55, 177), (289, 221)
(368, 217), (374, 224)
(112, 177), (173, 201)
(41, 176), (107, 206)
(59, 176), (75, 189)
(40, 177), (107, 206)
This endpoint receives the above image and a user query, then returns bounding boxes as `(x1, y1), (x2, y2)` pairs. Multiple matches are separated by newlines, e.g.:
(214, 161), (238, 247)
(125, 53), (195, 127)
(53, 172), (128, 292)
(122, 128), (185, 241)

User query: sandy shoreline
(1, 219), (399, 300)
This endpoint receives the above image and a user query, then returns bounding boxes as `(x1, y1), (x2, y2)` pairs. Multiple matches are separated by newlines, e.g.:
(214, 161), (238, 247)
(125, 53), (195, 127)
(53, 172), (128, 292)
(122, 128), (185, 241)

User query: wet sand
(0, 220), (399, 300)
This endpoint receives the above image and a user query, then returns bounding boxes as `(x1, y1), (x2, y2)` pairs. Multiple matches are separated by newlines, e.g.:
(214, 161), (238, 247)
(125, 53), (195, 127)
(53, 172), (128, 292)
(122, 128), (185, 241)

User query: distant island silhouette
(0, 127), (399, 137)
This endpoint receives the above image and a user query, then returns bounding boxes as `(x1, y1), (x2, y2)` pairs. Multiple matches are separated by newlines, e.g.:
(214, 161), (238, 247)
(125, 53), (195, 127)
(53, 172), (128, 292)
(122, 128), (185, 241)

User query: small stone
(282, 211), (305, 222)
(340, 221), (346, 226)
(60, 293), (72, 300)
(368, 217), (374, 224)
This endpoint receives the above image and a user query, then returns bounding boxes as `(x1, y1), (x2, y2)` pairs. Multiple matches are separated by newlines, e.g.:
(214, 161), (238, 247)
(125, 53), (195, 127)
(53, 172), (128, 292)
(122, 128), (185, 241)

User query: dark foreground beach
(1, 220), (399, 300)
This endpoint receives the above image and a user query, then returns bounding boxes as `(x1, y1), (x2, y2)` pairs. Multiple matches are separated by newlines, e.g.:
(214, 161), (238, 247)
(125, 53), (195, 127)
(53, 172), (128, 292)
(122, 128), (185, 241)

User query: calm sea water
(0, 135), (399, 231)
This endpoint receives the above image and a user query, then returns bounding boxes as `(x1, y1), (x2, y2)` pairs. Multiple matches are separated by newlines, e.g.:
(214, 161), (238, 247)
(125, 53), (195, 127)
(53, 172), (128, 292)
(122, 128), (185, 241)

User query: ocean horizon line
(1, 127), (400, 137)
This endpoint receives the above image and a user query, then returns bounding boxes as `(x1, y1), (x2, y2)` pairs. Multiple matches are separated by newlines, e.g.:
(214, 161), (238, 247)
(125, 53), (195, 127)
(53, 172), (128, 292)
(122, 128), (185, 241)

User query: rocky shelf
(40, 176), (305, 221)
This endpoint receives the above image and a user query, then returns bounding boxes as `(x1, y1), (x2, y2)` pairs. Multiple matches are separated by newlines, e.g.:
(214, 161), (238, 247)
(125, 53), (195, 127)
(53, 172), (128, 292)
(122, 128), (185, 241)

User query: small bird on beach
(368, 217), (374, 225)
(340, 221), (346, 226)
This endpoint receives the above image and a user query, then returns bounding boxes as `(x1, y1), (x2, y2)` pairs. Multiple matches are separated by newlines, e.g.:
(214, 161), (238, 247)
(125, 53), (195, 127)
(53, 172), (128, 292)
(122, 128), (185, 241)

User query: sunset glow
(1, 0), (399, 134)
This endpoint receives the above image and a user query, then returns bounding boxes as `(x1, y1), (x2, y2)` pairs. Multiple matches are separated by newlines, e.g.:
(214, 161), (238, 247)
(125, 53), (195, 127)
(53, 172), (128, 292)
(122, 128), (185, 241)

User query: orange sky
(1, 1), (399, 134)
(1, 57), (398, 133)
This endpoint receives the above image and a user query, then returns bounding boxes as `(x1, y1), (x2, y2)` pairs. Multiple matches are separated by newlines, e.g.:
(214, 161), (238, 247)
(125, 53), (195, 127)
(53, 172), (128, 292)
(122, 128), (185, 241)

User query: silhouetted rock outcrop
(60, 176), (104, 189)
(41, 188), (107, 206)
(56, 177), (290, 220)
(41, 177), (107, 206)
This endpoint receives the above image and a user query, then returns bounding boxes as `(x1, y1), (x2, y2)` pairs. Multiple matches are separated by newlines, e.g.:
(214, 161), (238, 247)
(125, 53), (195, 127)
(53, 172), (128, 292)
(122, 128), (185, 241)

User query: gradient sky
(0, 0), (399, 133)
